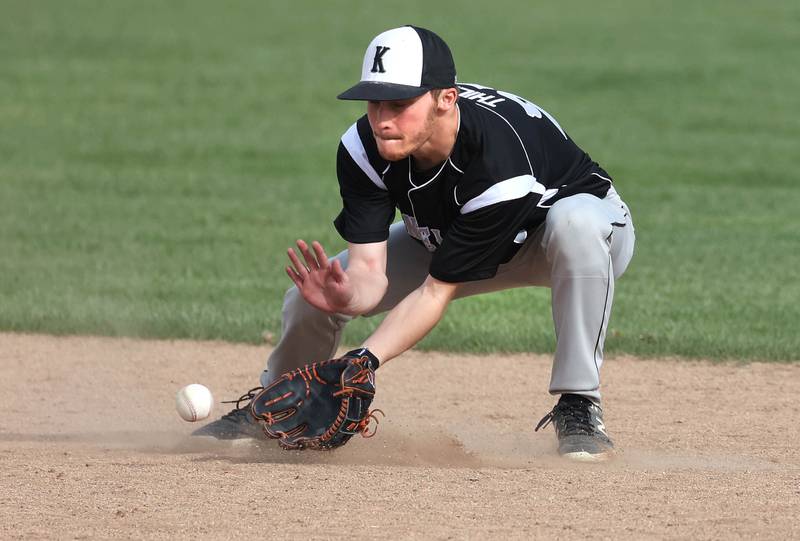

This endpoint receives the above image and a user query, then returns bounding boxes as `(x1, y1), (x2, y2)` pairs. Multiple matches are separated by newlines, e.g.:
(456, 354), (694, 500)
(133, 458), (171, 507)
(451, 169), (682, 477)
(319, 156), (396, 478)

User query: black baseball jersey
(334, 83), (613, 283)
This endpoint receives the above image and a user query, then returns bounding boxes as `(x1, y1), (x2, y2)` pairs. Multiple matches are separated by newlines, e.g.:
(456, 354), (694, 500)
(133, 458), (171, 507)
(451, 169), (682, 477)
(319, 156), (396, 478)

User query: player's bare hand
(286, 240), (354, 314)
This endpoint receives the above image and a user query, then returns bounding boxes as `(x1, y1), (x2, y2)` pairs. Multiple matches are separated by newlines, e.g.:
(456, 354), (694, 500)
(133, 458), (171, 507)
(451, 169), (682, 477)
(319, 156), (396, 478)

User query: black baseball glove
(250, 348), (382, 450)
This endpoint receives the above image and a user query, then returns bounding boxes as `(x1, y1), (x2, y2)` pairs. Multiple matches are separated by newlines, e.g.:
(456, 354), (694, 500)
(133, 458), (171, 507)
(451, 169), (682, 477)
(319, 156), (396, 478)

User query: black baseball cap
(337, 25), (457, 101)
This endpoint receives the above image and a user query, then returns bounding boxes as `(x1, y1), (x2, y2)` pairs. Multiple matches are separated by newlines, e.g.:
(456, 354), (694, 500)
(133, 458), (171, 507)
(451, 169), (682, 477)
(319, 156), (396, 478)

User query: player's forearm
(339, 266), (388, 315)
(363, 277), (457, 363)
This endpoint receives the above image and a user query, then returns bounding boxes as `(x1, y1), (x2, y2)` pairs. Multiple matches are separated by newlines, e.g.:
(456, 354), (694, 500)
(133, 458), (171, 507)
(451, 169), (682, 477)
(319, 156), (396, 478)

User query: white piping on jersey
(406, 156), (448, 189)
(473, 102), (534, 176)
(591, 171), (612, 183)
(461, 174), (548, 214)
(449, 157), (465, 205)
(407, 105), (462, 222)
(535, 188), (561, 208)
(407, 156), (449, 219)
(471, 101), (567, 210)
(448, 157), (464, 174)
(341, 123), (387, 191)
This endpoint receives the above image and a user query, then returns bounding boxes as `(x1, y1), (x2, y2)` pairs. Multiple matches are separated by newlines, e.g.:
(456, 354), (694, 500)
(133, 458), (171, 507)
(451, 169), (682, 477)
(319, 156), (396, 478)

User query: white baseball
(175, 384), (214, 422)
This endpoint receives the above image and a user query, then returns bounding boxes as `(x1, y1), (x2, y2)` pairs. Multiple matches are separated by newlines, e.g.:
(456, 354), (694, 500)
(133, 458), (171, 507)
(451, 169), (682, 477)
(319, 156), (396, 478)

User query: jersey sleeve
(333, 125), (396, 244)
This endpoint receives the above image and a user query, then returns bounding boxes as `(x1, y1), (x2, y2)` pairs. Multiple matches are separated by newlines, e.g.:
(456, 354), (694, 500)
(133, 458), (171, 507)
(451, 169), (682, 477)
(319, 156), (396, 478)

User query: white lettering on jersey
(402, 214), (441, 252)
(496, 90), (567, 139)
(460, 83), (568, 139)
(458, 88), (505, 108)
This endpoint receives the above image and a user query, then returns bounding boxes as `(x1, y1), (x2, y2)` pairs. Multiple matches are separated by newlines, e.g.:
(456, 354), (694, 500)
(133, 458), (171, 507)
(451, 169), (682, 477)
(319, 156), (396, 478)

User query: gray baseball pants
(261, 188), (635, 403)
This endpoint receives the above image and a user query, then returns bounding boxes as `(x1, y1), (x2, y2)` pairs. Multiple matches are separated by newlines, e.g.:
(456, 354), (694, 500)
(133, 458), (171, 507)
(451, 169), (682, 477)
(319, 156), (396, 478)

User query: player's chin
(375, 140), (410, 162)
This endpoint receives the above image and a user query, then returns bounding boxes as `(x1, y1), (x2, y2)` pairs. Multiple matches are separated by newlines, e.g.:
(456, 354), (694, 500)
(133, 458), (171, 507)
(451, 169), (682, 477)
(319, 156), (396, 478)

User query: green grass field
(1, 0), (798, 360)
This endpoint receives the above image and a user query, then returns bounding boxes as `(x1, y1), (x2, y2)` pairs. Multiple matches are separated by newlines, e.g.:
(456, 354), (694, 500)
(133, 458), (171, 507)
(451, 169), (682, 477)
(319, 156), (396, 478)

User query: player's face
(367, 93), (438, 162)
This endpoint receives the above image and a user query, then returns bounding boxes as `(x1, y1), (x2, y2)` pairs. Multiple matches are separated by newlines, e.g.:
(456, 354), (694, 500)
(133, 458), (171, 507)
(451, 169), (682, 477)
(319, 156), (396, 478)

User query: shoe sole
(190, 431), (253, 440)
(561, 450), (614, 463)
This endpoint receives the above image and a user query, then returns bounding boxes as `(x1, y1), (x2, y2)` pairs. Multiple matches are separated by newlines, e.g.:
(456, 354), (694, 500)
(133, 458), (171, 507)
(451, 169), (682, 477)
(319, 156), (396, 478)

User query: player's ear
(436, 87), (458, 111)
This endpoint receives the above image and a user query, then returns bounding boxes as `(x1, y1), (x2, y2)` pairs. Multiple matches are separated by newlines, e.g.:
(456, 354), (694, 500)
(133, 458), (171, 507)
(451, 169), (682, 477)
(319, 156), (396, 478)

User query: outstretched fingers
(296, 239), (320, 271)
(311, 241), (329, 269)
(286, 265), (303, 287)
(286, 239), (341, 291)
(287, 246), (308, 279)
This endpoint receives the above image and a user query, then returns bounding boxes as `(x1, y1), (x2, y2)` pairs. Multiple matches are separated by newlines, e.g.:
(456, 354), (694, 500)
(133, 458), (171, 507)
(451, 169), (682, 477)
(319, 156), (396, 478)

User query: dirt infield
(1, 333), (798, 540)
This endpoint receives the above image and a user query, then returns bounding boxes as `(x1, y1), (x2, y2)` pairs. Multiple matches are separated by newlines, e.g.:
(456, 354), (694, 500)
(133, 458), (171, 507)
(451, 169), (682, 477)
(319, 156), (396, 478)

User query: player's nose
(370, 102), (394, 124)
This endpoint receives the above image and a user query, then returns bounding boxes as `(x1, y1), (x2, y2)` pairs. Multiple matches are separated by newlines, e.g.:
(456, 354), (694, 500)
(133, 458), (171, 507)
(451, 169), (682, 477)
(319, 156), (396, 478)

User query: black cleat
(191, 387), (267, 441)
(535, 394), (614, 462)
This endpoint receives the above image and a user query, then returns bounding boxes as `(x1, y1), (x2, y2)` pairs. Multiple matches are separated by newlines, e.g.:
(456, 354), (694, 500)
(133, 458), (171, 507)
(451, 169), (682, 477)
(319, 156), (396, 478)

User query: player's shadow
(177, 425), (567, 469)
(181, 428), (487, 468)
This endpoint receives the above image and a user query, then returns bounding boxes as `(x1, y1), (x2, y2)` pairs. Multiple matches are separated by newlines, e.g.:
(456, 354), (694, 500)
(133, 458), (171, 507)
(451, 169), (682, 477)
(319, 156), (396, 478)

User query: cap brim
(337, 81), (430, 101)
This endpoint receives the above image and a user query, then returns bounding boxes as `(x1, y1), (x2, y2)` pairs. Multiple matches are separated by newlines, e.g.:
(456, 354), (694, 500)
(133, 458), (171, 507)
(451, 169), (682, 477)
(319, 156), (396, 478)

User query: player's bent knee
(546, 196), (611, 245)
(281, 285), (302, 311)
(543, 196), (615, 277)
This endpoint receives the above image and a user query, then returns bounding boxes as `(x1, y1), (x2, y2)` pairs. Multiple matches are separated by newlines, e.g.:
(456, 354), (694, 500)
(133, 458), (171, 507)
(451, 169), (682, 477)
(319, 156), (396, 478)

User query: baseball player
(195, 25), (635, 461)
